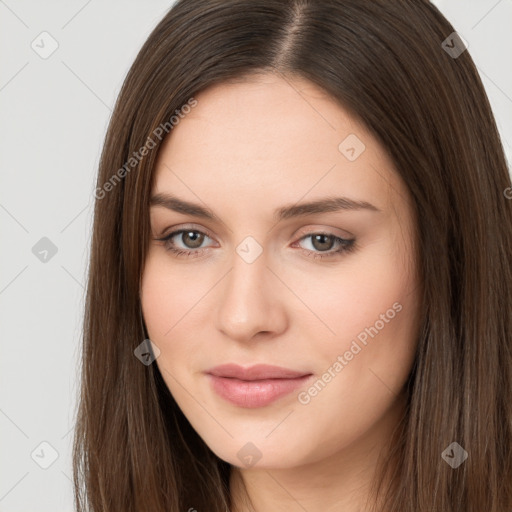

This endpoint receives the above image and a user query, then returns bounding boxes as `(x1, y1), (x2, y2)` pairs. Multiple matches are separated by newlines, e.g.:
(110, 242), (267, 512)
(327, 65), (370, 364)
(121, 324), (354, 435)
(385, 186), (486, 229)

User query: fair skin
(140, 72), (422, 512)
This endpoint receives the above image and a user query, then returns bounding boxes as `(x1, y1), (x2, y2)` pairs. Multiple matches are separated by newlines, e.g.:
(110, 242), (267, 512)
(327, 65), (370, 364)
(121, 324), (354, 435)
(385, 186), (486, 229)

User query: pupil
(184, 231), (203, 248)
(313, 234), (333, 251)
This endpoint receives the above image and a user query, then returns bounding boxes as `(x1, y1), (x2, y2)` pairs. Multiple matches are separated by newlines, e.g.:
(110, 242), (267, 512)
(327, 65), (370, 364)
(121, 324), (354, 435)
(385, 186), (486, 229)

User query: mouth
(205, 364), (313, 408)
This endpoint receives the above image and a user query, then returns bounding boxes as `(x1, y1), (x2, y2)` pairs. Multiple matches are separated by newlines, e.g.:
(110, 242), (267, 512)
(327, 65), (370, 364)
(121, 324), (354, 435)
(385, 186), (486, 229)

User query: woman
(73, 1), (512, 511)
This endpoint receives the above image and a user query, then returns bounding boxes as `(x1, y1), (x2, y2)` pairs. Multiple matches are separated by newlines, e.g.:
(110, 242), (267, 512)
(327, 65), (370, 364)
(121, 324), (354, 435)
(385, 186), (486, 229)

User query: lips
(206, 364), (313, 408)
(206, 363), (310, 380)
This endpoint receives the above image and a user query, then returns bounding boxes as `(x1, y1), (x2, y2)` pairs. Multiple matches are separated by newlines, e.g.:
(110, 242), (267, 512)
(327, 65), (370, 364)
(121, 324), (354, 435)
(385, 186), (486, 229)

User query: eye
(154, 227), (356, 260)
(293, 232), (356, 260)
(155, 228), (214, 258)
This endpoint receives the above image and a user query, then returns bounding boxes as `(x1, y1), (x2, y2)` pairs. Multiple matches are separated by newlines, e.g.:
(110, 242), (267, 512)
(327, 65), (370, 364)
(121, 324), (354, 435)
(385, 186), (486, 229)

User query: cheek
(140, 259), (191, 398)
(289, 235), (417, 349)
(292, 268), (419, 458)
(140, 253), (218, 383)
(298, 233), (419, 400)
(140, 253), (200, 340)
(140, 268), (175, 340)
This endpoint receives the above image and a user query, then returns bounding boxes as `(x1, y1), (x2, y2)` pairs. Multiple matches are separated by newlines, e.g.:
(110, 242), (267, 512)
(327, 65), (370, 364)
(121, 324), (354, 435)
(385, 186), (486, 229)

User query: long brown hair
(73, 1), (512, 510)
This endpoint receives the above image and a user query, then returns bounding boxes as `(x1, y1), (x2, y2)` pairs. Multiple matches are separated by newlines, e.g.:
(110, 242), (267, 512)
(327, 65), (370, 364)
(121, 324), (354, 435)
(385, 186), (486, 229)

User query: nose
(215, 246), (288, 344)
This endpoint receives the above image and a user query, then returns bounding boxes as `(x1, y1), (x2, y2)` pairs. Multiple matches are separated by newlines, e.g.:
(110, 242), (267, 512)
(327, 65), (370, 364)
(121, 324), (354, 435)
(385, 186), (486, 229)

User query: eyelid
(159, 223), (217, 242)
(294, 224), (354, 240)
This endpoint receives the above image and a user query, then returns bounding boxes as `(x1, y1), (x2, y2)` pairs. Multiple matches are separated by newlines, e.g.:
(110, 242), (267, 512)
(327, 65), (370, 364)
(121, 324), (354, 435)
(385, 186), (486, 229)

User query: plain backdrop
(1, 1), (511, 510)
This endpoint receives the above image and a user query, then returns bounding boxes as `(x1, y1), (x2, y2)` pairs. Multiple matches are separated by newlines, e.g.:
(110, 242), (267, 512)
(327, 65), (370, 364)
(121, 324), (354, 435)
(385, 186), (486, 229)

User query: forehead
(158, 74), (363, 165)
(151, 73), (410, 221)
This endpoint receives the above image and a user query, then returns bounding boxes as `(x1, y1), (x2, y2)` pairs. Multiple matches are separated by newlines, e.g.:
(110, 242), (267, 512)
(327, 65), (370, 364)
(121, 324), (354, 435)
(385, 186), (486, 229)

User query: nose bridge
(215, 237), (286, 341)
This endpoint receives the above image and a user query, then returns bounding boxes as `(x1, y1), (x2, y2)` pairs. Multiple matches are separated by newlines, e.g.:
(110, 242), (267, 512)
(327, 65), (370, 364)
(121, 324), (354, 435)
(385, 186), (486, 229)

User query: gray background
(1, 1), (511, 510)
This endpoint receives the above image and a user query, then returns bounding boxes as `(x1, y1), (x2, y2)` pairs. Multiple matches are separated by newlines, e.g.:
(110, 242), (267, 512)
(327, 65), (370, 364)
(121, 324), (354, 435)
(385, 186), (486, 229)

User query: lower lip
(207, 374), (313, 408)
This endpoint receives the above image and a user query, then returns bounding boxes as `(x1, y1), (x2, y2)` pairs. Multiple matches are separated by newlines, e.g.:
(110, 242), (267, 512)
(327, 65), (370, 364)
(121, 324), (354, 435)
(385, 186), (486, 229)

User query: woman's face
(140, 72), (422, 470)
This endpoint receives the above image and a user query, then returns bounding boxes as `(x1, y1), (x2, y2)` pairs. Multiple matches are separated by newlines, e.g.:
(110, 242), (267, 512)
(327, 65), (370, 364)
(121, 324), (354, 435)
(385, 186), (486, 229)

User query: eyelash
(155, 228), (356, 260)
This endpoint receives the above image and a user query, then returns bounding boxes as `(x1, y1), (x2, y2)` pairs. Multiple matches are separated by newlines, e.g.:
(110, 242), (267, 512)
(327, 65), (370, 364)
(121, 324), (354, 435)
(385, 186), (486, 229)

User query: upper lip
(206, 364), (311, 381)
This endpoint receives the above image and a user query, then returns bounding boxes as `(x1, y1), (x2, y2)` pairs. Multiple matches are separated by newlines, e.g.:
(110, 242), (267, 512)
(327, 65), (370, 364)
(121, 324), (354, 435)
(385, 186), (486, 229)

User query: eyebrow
(149, 193), (381, 222)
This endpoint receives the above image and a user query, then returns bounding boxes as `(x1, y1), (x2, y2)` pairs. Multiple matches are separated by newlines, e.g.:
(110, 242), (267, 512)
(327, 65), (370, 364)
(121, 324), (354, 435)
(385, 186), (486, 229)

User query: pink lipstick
(206, 364), (313, 408)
